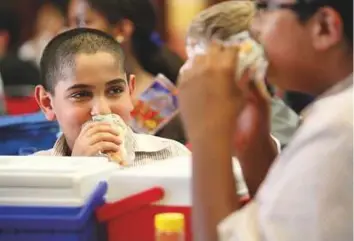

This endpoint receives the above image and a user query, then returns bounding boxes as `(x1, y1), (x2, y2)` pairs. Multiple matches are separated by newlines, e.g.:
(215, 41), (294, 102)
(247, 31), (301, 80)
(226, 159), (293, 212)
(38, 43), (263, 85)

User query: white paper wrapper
(186, 31), (270, 99)
(90, 114), (135, 166)
(228, 32), (270, 99)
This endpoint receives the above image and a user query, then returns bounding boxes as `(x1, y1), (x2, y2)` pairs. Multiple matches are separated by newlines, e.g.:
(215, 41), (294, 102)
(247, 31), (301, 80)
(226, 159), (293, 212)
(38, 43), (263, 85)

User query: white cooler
(0, 156), (118, 241)
(96, 156), (248, 241)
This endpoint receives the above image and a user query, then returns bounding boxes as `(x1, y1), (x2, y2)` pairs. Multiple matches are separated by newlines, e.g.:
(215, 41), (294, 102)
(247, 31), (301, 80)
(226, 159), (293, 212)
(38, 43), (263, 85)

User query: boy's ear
(128, 74), (136, 95)
(112, 19), (135, 44)
(311, 7), (343, 51)
(34, 85), (56, 121)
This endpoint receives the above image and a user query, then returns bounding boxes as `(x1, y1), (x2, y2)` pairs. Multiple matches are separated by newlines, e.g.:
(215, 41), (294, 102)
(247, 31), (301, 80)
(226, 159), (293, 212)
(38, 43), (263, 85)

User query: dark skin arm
(191, 119), (241, 241)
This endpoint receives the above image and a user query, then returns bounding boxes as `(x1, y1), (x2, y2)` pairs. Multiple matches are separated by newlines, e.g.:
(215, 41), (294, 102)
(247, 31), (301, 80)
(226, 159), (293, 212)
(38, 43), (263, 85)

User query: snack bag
(91, 114), (135, 166)
(130, 74), (179, 135)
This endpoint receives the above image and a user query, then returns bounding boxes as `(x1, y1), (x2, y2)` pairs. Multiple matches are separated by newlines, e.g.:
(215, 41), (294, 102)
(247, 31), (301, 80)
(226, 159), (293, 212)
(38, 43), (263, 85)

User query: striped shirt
(34, 129), (191, 166)
(218, 74), (353, 241)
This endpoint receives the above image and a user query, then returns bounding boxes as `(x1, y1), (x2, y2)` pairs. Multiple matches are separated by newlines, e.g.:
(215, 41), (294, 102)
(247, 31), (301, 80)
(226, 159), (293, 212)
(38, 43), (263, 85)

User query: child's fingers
(243, 80), (270, 114)
(237, 68), (253, 93)
(224, 44), (240, 64)
(207, 40), (224, 55)
(237, 68), (270, 105)
(85, 123), (120, 137)
(89, 132), (122, 146)
(250, 79), (271, 102)
(92, 142), (120, 156)
(80, 122), (111, 134)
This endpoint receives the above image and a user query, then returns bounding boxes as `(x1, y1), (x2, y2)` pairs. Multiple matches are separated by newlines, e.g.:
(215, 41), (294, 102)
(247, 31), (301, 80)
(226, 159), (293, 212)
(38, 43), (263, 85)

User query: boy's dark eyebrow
(106, 78), (127, 86)
(66, 78), (126, 92)
(66, 84), (93, 92)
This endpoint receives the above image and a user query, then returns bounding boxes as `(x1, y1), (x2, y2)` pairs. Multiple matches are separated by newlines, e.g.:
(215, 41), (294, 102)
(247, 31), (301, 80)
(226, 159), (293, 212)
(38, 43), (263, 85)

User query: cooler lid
(105, 156), (248, 206)
(0, 156), (118, 207)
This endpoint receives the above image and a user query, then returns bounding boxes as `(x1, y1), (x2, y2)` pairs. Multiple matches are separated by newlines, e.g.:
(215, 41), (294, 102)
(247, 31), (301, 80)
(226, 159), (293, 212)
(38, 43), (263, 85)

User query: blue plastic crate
(0, 182), (107, 241)
(0, 112), (60, 155)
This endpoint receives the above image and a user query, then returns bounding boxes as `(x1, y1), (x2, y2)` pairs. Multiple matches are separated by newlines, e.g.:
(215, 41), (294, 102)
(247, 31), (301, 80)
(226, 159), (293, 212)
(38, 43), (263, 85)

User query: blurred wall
(166, 0), (228, 58)
(167, 0), (206, 58)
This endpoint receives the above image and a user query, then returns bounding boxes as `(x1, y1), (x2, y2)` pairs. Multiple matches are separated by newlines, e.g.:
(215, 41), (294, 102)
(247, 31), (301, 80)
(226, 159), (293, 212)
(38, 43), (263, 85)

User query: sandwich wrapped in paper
(186, 31), (270, 99)
(229, 31), (270, 99)
(90, 114), (135, 166)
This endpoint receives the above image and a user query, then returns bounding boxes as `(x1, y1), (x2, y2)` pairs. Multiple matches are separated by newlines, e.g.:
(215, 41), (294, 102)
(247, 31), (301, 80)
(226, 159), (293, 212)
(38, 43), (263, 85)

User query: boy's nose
(90, 98), (112, 116)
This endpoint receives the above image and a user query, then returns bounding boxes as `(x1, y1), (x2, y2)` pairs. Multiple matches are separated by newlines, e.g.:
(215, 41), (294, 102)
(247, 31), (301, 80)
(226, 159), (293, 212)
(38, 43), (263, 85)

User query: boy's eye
(70, 91), (92, 100)
(107, 86), (125, 96)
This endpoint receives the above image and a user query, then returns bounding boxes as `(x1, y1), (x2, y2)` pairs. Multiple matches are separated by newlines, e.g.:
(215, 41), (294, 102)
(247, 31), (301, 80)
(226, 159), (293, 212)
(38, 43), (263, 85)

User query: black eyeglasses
(255, 1), (325, 19)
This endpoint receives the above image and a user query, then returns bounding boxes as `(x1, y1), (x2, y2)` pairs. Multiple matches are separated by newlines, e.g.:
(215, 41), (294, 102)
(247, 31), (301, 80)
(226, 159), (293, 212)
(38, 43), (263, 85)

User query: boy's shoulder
(133, 133), (190, 155)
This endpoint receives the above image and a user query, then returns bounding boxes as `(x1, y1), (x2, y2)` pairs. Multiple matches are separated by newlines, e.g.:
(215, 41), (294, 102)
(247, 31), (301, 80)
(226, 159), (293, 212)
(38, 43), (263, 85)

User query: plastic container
(0, 182), (107, 241)
(155, 213), (185, 241)
(96, 156), (247, 241)
(0, 156), (118, 207)
(0, 112), (59, 155)
(0, 156), (120, 241)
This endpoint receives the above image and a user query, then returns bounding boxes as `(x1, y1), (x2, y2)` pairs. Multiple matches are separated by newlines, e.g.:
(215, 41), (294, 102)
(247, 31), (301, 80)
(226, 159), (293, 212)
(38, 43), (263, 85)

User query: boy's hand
(178, 41), (274, 159)
(178, 41), (277, 197)
(71, 122), (121, 157)
(178, 42), (244, 141)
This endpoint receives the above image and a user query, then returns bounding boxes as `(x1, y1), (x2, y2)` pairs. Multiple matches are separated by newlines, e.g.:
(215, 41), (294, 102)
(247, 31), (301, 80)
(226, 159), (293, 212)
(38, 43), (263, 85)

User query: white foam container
(0, 156), (118, 207)
(105, 156), (248, 206)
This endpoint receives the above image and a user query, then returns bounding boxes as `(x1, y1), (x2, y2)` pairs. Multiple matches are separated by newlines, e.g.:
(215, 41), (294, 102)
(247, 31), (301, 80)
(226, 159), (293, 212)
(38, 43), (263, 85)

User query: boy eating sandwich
(34, 28), (190, 165)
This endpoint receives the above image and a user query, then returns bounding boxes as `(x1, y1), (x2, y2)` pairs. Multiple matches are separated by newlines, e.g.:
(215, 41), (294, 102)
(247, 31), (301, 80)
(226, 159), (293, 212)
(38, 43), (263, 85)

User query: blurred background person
(0, 7), (22, 115)
(18, 0), (66, 67)
(0, 55), (41, 115)
(0, 8), (20, 59)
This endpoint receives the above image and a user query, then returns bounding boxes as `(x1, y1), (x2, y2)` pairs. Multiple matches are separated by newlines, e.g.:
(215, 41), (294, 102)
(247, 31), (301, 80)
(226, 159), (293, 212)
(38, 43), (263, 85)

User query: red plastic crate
(5, 96), (40, 115)
(96, 187), (192, 241)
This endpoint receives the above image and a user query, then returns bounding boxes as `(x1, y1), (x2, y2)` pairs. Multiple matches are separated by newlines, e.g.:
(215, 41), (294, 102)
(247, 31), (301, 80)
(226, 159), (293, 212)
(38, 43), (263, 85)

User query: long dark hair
(87, 0), (184, 83)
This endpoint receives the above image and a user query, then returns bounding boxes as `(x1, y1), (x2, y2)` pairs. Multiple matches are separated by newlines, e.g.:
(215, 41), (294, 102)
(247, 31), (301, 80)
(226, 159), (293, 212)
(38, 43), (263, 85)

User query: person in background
(183, 1), (299, 147)
(177, 0), (352, 240)
(0, 8), (21, 115)
(34, 28), (189, 163)
(19, 0), (66, 67)
(0, 56), (41, 115)
(67, 0), (187, 144)
(0, 8), (20, 59)
(0, 56), (41, 96)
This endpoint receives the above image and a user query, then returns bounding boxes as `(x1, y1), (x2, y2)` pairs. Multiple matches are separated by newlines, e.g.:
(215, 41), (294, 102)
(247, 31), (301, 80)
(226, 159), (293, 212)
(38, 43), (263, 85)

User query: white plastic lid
(0, 156), (118, 207)
(105, 156), (248, 206)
